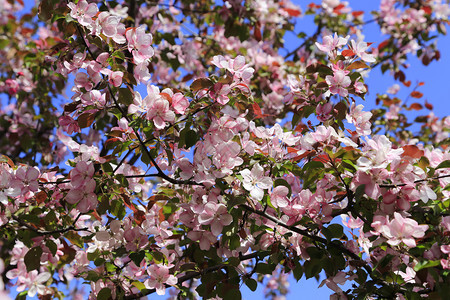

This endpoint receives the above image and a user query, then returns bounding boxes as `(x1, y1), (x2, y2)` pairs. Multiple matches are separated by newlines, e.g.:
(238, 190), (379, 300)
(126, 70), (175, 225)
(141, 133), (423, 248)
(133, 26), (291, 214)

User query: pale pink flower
(147, 98), (175, 129)
(240, 163), (273, 201)
(380, 212), (428, 248)
(70, 161), (95, 188)
(198, 202), (233, 236)
(326, 70), (351, 97)
(65, 179), (97, 213)
(23, 271), (51, 297)
(145, 264), (177, 295)
(126, 26), (154, 64)
(68, 0), (98, 27)
(350, 40), (376, 63)
(346, 103), (372, 136)
(172, 93), (189, 114)
(354, 81), (366, 94)
(270, 186), (290, 208)
(315, 33), (349, 53)
(12, 166), (40, 195)
(59, 115), (80, 135)
(316, 102), (333, 122)
(387, 84), (400, 95)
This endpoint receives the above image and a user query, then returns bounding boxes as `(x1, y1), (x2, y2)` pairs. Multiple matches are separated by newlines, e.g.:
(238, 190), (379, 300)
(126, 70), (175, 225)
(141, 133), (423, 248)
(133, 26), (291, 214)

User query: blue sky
(6, 0), (450, 299)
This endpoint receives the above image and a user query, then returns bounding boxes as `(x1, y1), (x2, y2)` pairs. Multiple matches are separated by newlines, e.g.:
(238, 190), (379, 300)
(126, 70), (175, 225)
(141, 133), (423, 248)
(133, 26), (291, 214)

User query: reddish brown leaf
(434, 50), (441, 61)
(35, 191), (47, 204)
(254, 22), (262, 41)
(77, 112), (96, 128)
(160, 92), (172, 104)
(378, 40), (389, 51)
(64, 101), (80, 113)
(252, 103), (265, 119)
(190, 78), (213, 92)
(134, 211), (145, 226)
(105, 137), (121, 145)
(284, 8), (301, 17)
(308, 3), (321, 9)
(410, 91), (423, 98)
(422, 6), (432, 14)
(425, 101), (433, 110)
(409, 103), (423, 110)
(287, 147), (298, 154)
(158, 209), (165, 223)
(402, 145), (424, 159)
(181, 73), (195, 82)
(394, 70), (405, 82)
(418, 82), (425, 86)
(347, 61), (369, 70)
(402, 80), (411, 87)
(352, 11), (364, 17)
(342, 49), (355, 57)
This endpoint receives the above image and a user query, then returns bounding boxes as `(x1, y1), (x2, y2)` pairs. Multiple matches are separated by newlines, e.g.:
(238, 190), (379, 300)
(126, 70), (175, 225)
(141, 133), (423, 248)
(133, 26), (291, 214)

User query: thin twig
(379, 174), (450, 188)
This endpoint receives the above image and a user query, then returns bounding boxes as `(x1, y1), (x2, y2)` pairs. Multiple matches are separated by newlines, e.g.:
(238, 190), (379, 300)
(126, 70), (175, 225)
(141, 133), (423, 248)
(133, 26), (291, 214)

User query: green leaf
(97, 288), (112, 300)
(130, 251), (146, 266)
(414, 260), (441, 271)
(306, 247), (324, 259)
(25, 247), (43, 272)
(132, 281), (148, 292)
(0, 38), (8, 50)
(304, 259), (322, 279)
(94, 257), (106, 267)
(118, 88), (133, 105)
(293, 262), (303, 281)
(224, 288), (241, 300)
(46, 240), (57, 256)
(327, 224), (344, 239)
(244, 278), (257, 291)
(255, 263), (275, 275)
(302, 161), (324, 171)
(436, 160), (450, 170)
(184, 130), (198, 149)
(354, 184), (365, 201)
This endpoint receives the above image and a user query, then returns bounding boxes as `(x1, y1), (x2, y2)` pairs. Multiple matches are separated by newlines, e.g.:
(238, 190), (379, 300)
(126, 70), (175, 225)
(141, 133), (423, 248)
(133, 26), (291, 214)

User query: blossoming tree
(0, 0), (449, 299)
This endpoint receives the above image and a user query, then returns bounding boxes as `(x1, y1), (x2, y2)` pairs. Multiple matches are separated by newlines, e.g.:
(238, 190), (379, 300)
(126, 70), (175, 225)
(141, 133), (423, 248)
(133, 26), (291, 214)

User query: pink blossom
(125, 26), (155, 64)
(70, 161), (94, 188)
(58, 115), (80, 135)
(325, 70), (351, 97)
(21, 271), (51, 297)
(147, 98), (175, 130)
(65, 179), (97, 213)
(240, 163), (273, 201)
(145, 264), (177, 295)
(387, 84), (400, 94)
(5, 79), (19, 95)
(68, 0), (98, 27)
(134, 61), (151, 83)
(346, 103), (372, 136)
(270, 186), (290, 208)
(101, 69), (123, 87)
(198, 202), (232, 236)
(354, 81), (367, 94)
(350, 40), (376, 63)
(316, 102), (333, 122)
(11, 166), (40, 195)
(315, 33), (349, 53)
(172, 93), (189, 114)
(380, 212), (428, 248)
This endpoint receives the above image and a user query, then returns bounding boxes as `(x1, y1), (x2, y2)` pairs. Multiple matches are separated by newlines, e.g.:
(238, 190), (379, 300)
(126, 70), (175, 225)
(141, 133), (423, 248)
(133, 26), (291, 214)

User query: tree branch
(123, 251), (265, 299)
